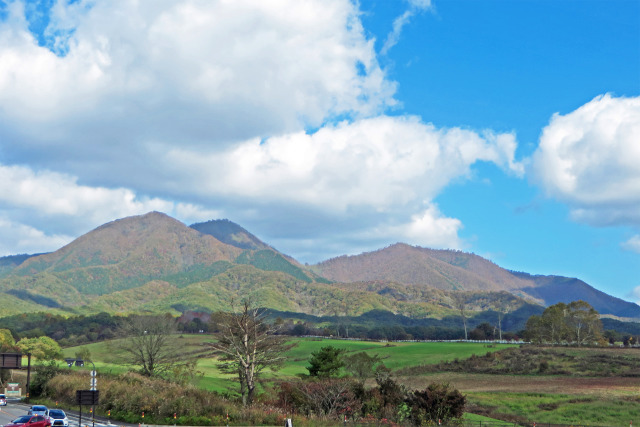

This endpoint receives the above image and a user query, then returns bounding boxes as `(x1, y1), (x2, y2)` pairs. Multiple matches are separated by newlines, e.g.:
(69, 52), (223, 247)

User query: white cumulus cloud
(0, 0), (395, 153)
(164, 115), (523, 212)
(0, 163), (221, 254)
(531, 94), (640, 227)
(386, 204), (464, 250)
(159, 115), (521, 260)
(0, 217), (73, 257)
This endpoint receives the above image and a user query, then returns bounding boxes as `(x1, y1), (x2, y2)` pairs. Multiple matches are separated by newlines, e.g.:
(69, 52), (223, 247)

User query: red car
(4, 415), (52, 427)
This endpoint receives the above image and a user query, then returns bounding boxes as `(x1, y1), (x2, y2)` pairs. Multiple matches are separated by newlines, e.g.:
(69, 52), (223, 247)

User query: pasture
(63, 336), (516, 391)
(61, 337), (640, 426)
(397, 355), (640, 426)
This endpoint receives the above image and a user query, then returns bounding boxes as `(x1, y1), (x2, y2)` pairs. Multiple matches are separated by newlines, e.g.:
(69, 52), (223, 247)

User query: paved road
(0, 400), (133, 427)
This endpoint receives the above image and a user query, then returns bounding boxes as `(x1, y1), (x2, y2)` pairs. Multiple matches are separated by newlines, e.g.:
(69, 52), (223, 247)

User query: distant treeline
(0, 312), (119, 346)
(2, 307), (639, 346)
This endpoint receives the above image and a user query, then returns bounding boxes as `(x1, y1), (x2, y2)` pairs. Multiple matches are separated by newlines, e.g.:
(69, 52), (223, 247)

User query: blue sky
(0, 0), (638, 304)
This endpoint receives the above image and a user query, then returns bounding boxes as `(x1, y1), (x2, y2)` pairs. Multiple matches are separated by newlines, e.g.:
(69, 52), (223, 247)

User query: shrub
(30, 361), (64, 397)
(277, 378), (359, 419)
(406, 383), (465, 426)
(44, 371), (237, 424)
(538, 360), (549, 373)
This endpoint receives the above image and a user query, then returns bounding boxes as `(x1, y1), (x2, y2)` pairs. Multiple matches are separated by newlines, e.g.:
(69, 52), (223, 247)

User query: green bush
(31, 361), (64, 397)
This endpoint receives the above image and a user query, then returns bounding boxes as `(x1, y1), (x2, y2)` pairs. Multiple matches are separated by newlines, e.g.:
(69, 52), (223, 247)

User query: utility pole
(26, 354), (31, 403)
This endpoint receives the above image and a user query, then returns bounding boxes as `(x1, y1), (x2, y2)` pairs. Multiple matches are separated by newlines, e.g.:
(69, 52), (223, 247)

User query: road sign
(90, 378), (97, 390)
(6, 383), (21, 397)
(76, 390), (99, 405)
(0, 353), (22, 369)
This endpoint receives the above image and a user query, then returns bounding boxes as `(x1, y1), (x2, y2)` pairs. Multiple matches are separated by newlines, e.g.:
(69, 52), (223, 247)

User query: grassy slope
(62, 338), (640, 425)
(63, 337), (516, 392)
(0, 292), (69, 317)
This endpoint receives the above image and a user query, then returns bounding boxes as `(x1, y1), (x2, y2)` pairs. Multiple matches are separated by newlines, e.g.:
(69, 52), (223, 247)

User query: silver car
(47, 409), (69, 427)
(28, 405), (49, 417)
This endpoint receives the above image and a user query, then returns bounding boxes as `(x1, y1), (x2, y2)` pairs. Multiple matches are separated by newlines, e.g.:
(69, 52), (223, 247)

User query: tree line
(0, 309), (515, 345)
(4, 300), (639, 349)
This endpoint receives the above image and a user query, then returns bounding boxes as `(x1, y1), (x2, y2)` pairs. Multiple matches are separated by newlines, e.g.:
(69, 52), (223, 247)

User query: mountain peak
(93, 211), (179, 231)
(314, 243), (531, 292)
(13, 211), (242, 294)
(190, 219), (271, 251)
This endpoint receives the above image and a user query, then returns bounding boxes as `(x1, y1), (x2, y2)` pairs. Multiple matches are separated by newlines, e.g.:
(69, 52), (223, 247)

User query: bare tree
(116, 314), (197, 379)
(209, 300), (295, 406)
(294, 378), (358, 419)
(494, 294), (515, 341)
(453, 293), (468, 340)
(542, 303), (569, 343)
(566, 300), (603, 345)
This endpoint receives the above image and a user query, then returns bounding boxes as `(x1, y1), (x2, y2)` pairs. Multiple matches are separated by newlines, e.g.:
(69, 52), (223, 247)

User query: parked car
(28, 405), (49, 417)
(0, 393), (7, 406)
(4, 415), (51, 427)
(47, 409), (69, 427)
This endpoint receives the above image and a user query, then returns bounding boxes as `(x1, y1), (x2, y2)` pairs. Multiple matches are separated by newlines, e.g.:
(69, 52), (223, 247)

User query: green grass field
(63, 336), (516, 392)
(280, 338), (515, 372)
(60, 336), (640, 426)
(467, 392), (640, 426)
(61, 334), (216, 376)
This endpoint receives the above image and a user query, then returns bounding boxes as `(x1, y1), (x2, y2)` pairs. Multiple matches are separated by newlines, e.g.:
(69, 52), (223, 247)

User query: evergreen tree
(307, 345), (345, 378)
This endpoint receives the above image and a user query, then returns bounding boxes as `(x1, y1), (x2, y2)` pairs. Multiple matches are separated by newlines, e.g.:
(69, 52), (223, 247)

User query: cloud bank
(7, 0), (636, 266)
(0, 0), (532, 260)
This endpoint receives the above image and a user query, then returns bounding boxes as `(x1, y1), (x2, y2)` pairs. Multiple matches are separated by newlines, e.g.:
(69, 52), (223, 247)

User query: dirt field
(398, 372), (640, 397)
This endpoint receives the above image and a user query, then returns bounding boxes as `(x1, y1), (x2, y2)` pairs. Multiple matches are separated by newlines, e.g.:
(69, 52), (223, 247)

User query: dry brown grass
(397, 372), (639, 398)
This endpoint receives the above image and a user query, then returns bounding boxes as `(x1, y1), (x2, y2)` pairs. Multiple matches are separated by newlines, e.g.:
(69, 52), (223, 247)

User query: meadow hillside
(54, 338), (640, 426)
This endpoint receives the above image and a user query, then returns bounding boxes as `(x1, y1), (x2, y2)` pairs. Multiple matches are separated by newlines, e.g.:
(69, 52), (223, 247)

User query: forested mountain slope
(0, 212), (638, 321)
(9, 212), (242, 295)
(314, 243), (533, 292)
(313, 243), (640, 319)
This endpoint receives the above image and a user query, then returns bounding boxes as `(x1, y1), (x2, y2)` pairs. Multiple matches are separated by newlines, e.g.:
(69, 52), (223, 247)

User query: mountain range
(1, 211), (638, 325)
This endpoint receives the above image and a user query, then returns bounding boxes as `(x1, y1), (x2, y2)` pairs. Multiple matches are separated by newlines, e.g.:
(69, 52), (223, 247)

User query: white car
(0, 393), (7, 406)
(47, 409), (69, 427)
